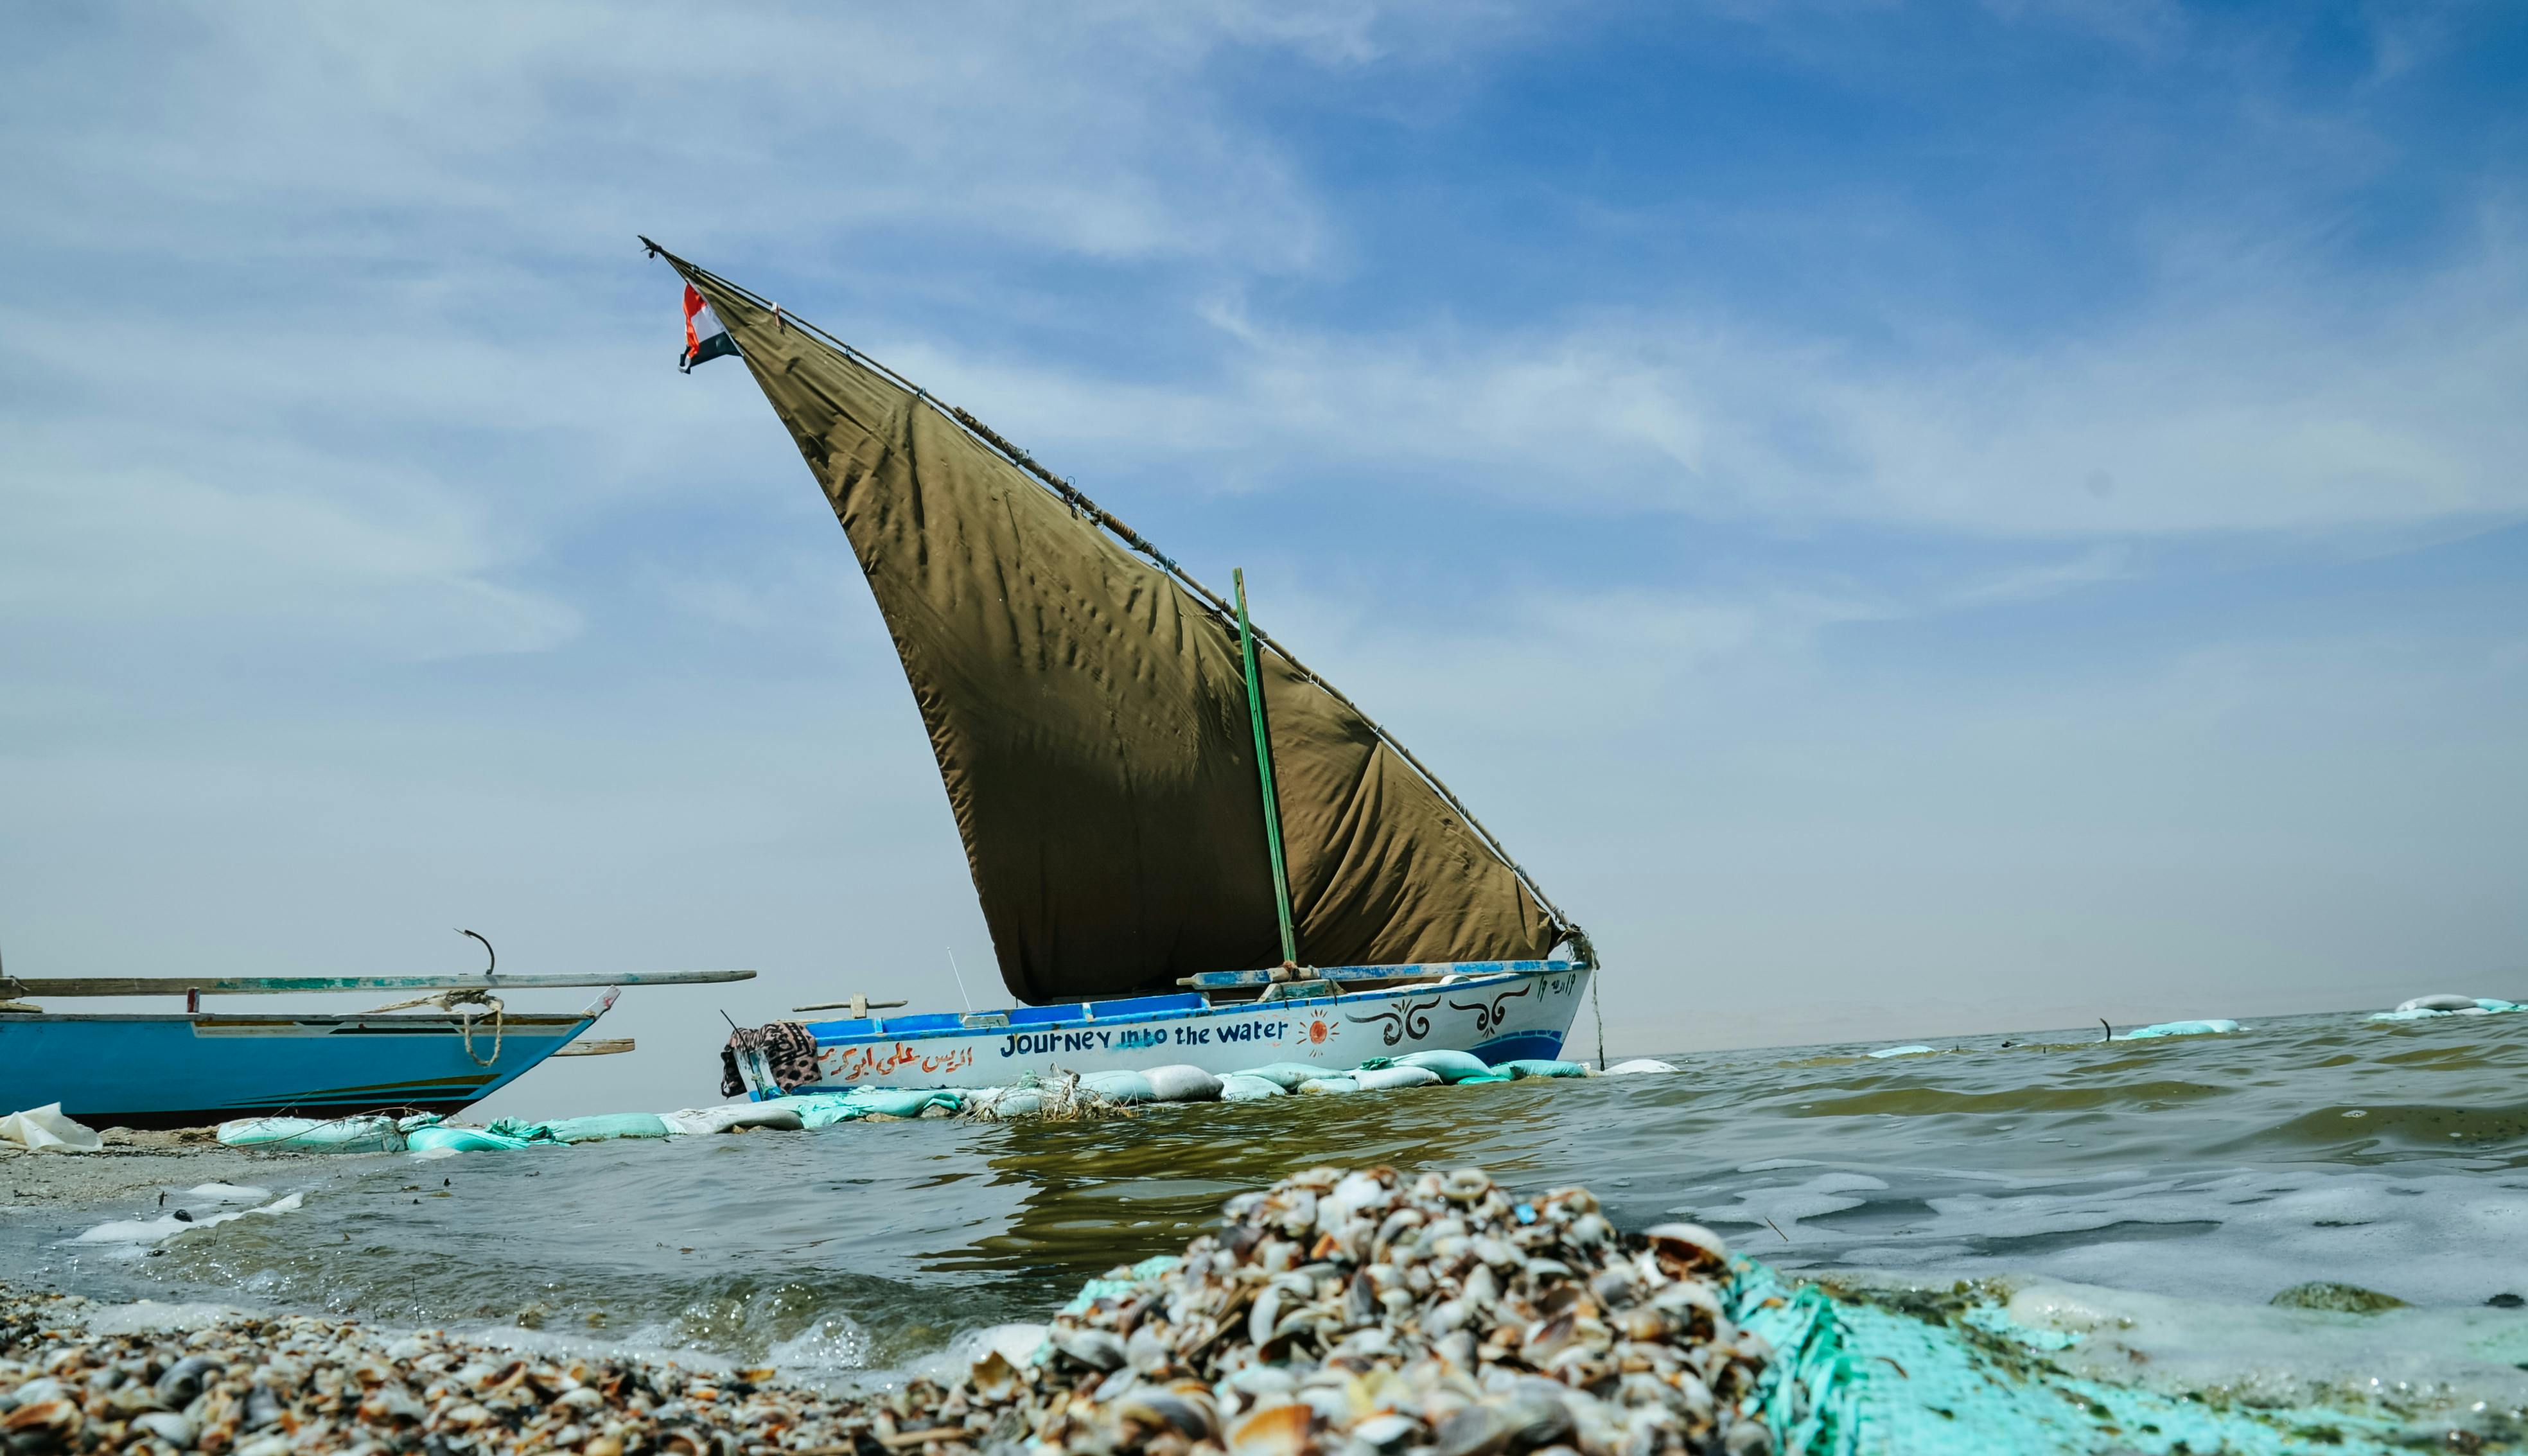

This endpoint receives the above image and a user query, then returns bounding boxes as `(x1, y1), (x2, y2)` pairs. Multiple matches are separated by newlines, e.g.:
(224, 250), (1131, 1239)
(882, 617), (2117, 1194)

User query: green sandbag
(1497, 1058), (1590, 1079)
(838, 1087), (965, 1119)
(1395, 1049), (1492, 1082)
(1297, 1076), (1360, 1094)
(530, 1113), (674, 1143)
(1219, 1074), (1285, 1102)
(406, 1124), (541, 1153)
(1456, 1072), (1514, 1084)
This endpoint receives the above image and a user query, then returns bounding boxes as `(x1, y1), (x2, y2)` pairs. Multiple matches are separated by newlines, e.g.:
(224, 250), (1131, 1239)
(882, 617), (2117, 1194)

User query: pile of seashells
(1011, 1165), (1774, 1456)
(0, 1166), (1773, 1456)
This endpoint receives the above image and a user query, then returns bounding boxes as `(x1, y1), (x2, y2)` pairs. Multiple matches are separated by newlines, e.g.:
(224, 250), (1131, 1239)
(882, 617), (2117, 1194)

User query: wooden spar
(1234, 568), (1299, 967)
(552, 1037), (636, 1057)
(3, 970), (755, 997)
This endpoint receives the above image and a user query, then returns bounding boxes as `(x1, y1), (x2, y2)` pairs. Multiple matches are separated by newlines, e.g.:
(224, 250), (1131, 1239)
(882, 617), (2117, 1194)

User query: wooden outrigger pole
(3, 970), (755, 997)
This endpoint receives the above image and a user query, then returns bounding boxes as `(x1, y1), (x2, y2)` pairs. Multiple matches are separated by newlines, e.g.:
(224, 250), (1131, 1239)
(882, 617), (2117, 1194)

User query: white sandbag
(1079, 1070), (1156, 1104)
(660, 1102), (806, 1136)
(1394, 1049), (1492, 1083)
(216, 1114), (404, 1152)
(988, 1088), (1048, 1117)
(1144, 1065), (1224, 1102)
(1603, 1058), (1680, 1076)
(1297, 1076), (1360, 1094)
(1230, 1063), (1324, 1091)
(1218, 1074), (1285, 1102)
(1354, 1066), (1441, 1092)
(2396, 994), (2484, 1013)
(1866, 1045), (1936, 1059)
(0, 1103), (102, 1153)
(2115, 1019), (2239, 1040)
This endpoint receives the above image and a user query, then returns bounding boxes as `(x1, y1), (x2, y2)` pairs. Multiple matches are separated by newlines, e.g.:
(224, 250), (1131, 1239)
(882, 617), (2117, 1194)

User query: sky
(3, 1), (2524, 1116)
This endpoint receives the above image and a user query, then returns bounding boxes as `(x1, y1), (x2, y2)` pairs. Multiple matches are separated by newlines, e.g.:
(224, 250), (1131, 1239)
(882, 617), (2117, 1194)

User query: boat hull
(0, 999), (608, 1129)
(746, 964), (1595, 1095)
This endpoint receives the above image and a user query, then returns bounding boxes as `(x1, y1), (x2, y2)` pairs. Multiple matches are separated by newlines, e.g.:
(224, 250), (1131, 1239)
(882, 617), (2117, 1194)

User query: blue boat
(0, 970), (753, 1128)
(654, 243), (1603, 1095)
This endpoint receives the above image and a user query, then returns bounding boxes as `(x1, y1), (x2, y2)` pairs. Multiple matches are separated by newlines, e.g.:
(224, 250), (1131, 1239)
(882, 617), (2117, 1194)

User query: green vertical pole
(1234, 568), (1300, 966)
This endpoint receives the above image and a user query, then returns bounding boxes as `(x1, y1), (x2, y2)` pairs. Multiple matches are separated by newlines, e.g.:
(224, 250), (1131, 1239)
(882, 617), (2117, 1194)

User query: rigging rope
(647, 243), (1584, 947)
(370, 988), (505, 1067)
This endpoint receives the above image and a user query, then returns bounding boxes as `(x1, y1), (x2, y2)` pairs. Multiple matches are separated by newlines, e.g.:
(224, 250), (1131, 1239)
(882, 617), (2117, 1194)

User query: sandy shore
(0, 1132), (324, 1213)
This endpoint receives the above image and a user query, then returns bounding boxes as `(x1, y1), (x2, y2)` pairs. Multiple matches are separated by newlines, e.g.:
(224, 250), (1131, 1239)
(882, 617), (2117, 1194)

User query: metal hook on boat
(459, 929), (495, 978)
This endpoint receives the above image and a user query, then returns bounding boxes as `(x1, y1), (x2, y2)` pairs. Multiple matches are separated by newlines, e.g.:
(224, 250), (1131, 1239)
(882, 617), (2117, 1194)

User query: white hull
(741, 965), (1593, 1095)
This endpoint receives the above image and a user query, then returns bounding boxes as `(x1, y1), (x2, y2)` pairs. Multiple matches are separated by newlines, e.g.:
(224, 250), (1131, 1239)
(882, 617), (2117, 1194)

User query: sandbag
(406, 1124), (541, 1153)
(983, 1088), (1048, 1117)
(2116, 1019), (2238, 1040)
(1603, 1058), (1679, 1075)
(1144, 1065), (1224, 1102)
(216, 1114), (405, 1152)
(1218, 1074), (1285, 1102)
(1080, 1070), (1157, 1104)
(1394, 1049), (1492, 1083)
(0, 1103), (102, 1153)
(848, 1087), (967, 1119)
(662, 1103), (807, 1136)
(2397, 994), (2484, 1013)
(1354, 1066), (1442, 1092)
(1866, 1045), (1936, 1060)
(531, 1113), (676, 1143)
(1297, 1076), (1360, 1094)
(1497, 1058), (1590, 1079)
(1231, 1063), (1328, 1091)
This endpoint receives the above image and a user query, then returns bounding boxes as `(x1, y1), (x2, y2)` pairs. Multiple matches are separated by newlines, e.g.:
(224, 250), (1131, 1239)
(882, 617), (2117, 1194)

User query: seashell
(1461, 1264), (1500, 1310)
(5, 1380), (66, 1410)
(1222, 1366), (1296, 1402)
(240, 1386), (283, 1432)
(583, 1437), (623, 1456)
(1274, 1191), (1319, 1237)
(657, 1426), (722, 1456)
(1424, 1299), (1473, 1337)
(1568, 1213), (1613, 1247)
(1114, 1383), (1217, 1440)
(1441, 1169), (1491, 1202)
(1521, 1313), (1581, 1366)
(1639, 1224), (1728, 1277)
(1723, 1416), (1775, 1456)
(2, 1398), (84, 1448)
(109, 1381), (170, 1417)
(1247, 1286), (1283, 1348)
(154, 1358), (222, 1406)
(1049, 1326), (1127, 1373)
(131, 1412), (197, 1448)
(439, 1400), (491, 1430)
(1351, 1411), (1421, 1450)
(1471, 1236), (1518, 1270)
(230, 1437), (287, 1456)
(1226, 1400), (1311, 1456)
(1125, 1322), (1173, 1375)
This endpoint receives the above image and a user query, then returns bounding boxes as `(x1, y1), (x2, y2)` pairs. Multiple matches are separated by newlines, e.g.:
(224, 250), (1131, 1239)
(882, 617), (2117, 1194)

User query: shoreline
(2, 1134), (326, 1215)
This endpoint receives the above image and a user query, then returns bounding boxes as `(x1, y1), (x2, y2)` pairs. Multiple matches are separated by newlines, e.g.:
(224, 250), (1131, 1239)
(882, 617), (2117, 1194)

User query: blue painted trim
(803, 965), (1557, 1049)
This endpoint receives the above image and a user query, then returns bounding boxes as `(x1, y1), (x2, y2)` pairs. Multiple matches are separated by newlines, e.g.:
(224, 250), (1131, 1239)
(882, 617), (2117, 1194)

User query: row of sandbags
(216, 1051), (1678, 1153)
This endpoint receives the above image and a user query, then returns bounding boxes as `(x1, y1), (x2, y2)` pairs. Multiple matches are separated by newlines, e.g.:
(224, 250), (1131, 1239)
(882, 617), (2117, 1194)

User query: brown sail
(654, 245), (1568, 1004)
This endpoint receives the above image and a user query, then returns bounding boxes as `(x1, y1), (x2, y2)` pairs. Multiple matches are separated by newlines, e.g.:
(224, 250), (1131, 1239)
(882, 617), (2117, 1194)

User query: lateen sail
(654, 246), (1568, 1004)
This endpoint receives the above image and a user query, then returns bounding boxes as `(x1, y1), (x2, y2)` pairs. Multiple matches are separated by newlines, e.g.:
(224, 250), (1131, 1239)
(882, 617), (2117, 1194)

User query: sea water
(5, 1008), (2523, 1390)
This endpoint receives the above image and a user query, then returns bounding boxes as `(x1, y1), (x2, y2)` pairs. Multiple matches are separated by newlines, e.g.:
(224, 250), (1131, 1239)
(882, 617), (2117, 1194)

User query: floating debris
(0, 1164), (1773, 1455)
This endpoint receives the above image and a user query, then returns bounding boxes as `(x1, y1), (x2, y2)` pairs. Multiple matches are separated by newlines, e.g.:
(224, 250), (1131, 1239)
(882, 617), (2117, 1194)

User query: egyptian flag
(680, 285), (738, 373)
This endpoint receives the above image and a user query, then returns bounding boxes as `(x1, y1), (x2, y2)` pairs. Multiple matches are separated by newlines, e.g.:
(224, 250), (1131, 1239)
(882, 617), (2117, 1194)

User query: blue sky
(3, 2), (2522, 1111)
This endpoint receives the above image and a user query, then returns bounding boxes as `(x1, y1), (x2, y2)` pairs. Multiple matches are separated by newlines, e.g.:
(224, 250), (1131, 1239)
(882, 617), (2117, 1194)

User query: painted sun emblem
(1308, 1017), (1331, 1044)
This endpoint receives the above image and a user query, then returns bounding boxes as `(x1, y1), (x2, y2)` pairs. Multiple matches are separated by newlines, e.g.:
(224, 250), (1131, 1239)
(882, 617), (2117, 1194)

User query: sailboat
(649, 241), (1601, 1099)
